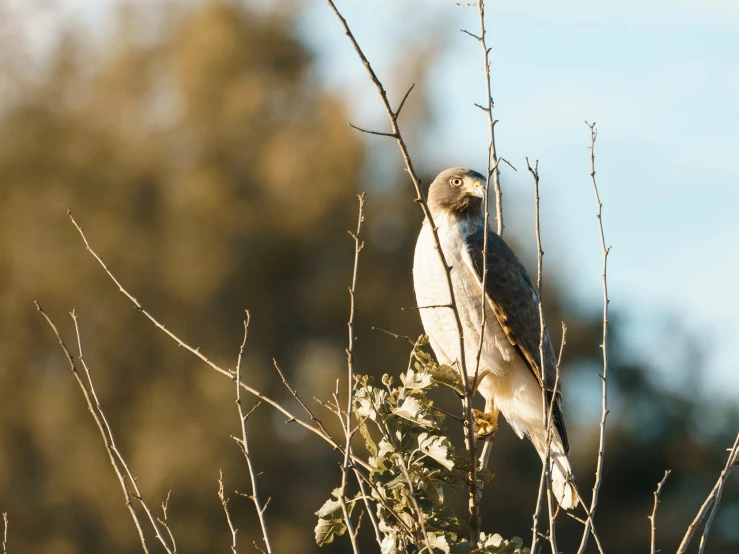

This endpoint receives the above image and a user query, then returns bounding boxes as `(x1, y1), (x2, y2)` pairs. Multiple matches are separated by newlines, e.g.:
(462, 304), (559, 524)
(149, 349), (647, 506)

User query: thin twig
(338, 193), (366, 554)
(2, 512), (7, 554)
(218, 472), (238, 554)
(401, 304), (453, 311)
(66, 210), (371, 471)
(577, 121), (610, 554)
(271, 359), (334, 443)
(233, 313), (272, 554)
(354, 472), (383, 547)
(677, 431), (739, 554)
(325, 0), (480, 539)
(35, 303), (172, 554)
(396, 453), (434, 552)
(371, 326), (415, 345)
(463, 0), (503, 236)
(463, 3), (505, 537)
(649, 470), (670, 554)
(526, 159), (558, 554)
(71, 311), (177, 553)
(157, 492), (178, 554)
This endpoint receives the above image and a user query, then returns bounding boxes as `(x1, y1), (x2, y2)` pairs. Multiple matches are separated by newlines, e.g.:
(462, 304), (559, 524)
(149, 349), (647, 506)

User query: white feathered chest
(412, 216), (517, 379)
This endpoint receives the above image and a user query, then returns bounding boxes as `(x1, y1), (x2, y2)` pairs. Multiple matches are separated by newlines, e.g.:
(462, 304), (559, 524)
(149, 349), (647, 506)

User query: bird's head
(427, 167), (486, 221)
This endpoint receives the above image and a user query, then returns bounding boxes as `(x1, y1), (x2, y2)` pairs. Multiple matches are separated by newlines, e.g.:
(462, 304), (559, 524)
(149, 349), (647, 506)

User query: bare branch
(469, 4), (504, 535)
(35, 303), (174, 554)
(371, 326), (416, 345)
(325, 1), (480, 537)
(218, 472), (238, 554)
(233, 313), (273, 554)
(2, 512), (7, 554)
(66, 210), (370, 471)
(577, 121), (611, 554)
(649, 470), (670, 554)
(526, 159), (558, 554)
(354, 472), (383, 547)
(348, 123), (396, 138)
(401, 304), (453, 311)
(677, 431), (739, 554)
(470, 0), (503, 236)
(271, 360), (334, 443)
(460, 29), (482, 41)
(338, 193), (366, 554)
(395, 84), (415, 118)
(500, 158), (518, 172)
(157, 492), (177, 554)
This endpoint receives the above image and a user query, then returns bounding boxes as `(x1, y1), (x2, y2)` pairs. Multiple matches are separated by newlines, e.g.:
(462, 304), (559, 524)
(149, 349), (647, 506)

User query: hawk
(413, 167), (577, 509)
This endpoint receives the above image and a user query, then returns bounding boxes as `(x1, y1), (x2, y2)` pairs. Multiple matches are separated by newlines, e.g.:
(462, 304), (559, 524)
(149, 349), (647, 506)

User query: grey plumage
(413, 167), (577, 509)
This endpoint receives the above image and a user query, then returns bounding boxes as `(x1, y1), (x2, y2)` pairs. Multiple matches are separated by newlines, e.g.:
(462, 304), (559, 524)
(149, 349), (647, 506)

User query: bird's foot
(472, 408), (499, 440)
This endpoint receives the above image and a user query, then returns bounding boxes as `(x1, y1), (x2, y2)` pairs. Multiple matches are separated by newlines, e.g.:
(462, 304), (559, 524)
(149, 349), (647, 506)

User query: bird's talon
(472, 408), (498, 440)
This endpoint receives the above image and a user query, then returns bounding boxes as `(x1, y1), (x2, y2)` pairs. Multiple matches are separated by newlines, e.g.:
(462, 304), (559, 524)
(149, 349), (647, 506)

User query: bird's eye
(450, 178), (463, 187)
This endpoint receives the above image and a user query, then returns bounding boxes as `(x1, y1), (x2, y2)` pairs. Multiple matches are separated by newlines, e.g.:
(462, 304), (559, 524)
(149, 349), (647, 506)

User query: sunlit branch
(577, 121), (611, 554)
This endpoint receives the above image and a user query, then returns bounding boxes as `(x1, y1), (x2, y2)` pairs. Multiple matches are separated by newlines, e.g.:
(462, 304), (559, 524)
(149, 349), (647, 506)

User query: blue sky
(302, 0), (739, 400)
(50, 0), (739, 399)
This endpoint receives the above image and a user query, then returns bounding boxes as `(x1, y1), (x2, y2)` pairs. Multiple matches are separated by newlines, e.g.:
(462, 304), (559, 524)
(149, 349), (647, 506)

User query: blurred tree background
(0, 1), (737, 552)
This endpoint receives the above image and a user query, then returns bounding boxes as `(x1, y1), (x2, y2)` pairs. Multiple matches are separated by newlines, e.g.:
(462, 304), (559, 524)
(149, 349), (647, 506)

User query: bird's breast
(413, 219), (509, 374)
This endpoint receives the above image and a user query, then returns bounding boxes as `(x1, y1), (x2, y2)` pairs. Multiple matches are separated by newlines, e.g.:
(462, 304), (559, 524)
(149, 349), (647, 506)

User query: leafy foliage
(315, 338), (527, 553)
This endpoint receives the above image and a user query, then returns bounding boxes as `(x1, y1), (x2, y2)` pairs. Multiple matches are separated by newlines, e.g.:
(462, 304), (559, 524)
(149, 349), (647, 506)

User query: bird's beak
(470, 179), (485, 198)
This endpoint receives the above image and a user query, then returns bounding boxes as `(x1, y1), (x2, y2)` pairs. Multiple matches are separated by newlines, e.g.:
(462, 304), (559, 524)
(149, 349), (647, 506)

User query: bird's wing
(463, 227), (569, 452)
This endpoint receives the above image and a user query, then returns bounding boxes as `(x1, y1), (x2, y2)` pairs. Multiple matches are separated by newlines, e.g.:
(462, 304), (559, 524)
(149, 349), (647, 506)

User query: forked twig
(677, 431), (739, 554)
(526, 159), (557, 554)
(577, 121), (610, 554)
(649, 470), (670, 554)
(67, 210), (370, 472)
(218, 471), (238, 554)
(233, 312), (272, 554)
(462, 0), (503, 236)
(35, 303), (175, 554)
(338, 193), (367, 554)
(157, 492), (177, 554)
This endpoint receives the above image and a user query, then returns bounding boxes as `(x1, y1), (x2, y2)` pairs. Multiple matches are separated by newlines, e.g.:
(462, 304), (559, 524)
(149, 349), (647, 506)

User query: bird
(412, 167), (577, 509)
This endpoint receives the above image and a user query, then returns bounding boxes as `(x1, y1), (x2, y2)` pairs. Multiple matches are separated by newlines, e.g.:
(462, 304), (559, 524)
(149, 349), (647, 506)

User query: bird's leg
(472, 397), (499, 441)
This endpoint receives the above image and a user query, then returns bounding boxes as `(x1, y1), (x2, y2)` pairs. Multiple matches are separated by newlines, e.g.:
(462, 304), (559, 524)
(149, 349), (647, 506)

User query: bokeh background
(1, 0), (738, 552)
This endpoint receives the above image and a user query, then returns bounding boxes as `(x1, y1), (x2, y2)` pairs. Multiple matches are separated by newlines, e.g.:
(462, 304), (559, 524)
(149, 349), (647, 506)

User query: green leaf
(358, 419), (378, 457)
(314, 488), (352, 546)
(355, 386), (388, 421)
(380, 533), (399, 554)
(477, 533), (529, 554)
(429, 365), (462, 390)
(401, 368), (434, 390)
(425, 532), (451, 553)
(314, 517), (346, 546)
(417, 432), (455, 470)
(393, 396), (436, 427)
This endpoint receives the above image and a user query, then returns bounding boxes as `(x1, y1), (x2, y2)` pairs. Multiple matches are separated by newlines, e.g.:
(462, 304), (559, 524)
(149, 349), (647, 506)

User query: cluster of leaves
(315, 338), (528, 553)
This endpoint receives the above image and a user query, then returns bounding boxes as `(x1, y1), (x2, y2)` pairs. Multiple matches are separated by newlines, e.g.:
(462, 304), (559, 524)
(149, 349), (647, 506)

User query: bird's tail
(534, 435), (578, 510)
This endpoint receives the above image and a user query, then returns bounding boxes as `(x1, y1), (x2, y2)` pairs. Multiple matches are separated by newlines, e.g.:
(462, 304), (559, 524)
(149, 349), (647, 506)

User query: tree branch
(526, 159), (558, 554)
(338, 193), (366, 554)
(66, 210), (371, 472)
(35, 303), (175, 554)
(325, 0), (480, 539)
(233, 312), (273, 554)
(218, 472), (238, 554)
(577, 121), (611, 554)
(677, 431), (739, 554)
(649, 470), (670, 554)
